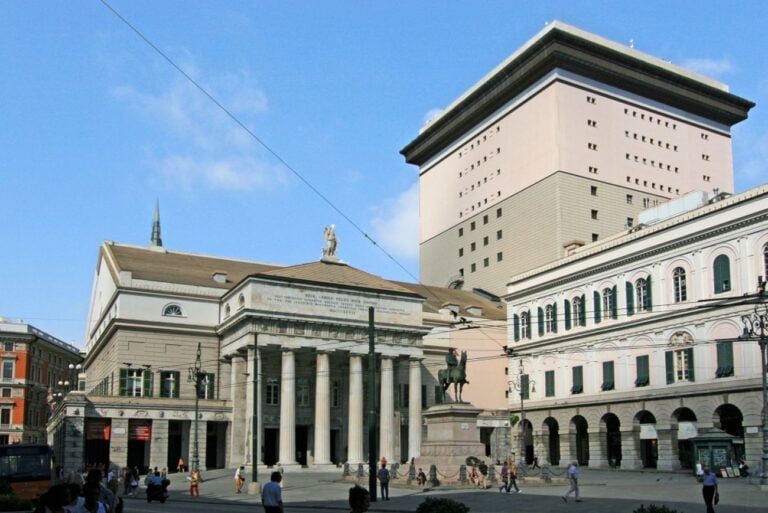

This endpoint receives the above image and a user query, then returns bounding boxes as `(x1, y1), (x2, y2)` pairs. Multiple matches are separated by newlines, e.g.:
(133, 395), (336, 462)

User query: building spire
(151, 200), (163, 247)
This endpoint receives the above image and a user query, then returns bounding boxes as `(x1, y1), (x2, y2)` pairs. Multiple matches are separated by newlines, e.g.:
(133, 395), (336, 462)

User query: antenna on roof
(151, 200), (163, 248)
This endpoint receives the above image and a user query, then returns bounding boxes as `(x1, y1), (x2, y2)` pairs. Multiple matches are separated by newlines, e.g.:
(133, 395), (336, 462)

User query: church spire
(151, 200), (163, 247)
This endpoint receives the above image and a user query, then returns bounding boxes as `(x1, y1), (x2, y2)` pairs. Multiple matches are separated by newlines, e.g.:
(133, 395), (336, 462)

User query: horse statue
(438, 350), (468, 403)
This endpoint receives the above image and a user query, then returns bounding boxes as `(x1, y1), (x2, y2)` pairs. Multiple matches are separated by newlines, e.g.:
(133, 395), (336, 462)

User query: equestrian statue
(438, 348), (469, 403)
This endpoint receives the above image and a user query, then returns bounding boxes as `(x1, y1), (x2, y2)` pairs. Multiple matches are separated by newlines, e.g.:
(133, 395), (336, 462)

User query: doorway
(296, 426), (308, 465)
(264, 429), (278, 466)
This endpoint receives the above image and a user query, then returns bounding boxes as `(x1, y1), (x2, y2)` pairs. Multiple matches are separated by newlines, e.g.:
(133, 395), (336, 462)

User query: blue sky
(2, 1), (767, 346)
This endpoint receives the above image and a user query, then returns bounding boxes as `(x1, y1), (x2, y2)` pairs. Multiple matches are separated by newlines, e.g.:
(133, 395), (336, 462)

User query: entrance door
(264, 429), (278, 466)
(84, 419), (111, 469)
(330, 429), (339, 464)
(296, 426), (308, 465)
(127, 420), (152, 474)
(641, 439), (658, 468)
(167, 421), (183, 472)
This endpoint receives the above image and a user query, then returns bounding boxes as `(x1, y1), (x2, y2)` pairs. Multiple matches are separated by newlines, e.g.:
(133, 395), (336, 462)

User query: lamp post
(509, 358), (535, 469)
(188, 343), (205, 473)
(740, 297), (768, 487)
(68, 363), (82, 391)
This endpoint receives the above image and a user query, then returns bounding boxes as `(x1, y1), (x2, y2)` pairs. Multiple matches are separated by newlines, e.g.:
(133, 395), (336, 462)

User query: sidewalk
(149, 466), (767, 512)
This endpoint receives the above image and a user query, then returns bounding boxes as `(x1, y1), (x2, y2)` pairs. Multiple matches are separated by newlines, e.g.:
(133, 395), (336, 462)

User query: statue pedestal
(416, 403), (487, 478)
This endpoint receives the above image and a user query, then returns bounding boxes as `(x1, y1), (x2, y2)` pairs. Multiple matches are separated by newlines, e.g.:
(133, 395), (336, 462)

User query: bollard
(428, 464), (439, 487)
(343, 462), (350, 477)
(459, 464), (468, 484)
(542, 462), (551, 483)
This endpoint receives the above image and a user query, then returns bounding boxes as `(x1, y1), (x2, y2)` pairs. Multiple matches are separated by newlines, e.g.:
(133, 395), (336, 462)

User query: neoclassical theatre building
(47, 225), (506, 473)
(505, 186), (768, 471)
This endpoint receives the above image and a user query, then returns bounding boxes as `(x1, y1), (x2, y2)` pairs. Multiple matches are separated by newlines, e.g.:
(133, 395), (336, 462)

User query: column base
(247, 481), (262, 495)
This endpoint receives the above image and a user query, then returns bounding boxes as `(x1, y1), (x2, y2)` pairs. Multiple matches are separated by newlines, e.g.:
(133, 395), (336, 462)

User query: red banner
(129, 421), (152, 441)
(86, 419), (111, 440)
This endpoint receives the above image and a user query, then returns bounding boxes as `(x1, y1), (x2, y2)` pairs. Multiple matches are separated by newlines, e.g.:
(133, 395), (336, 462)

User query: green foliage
(633, 504), (680, 513)
(509, 414), (519, 426)
(0, 494), (32, 512)
(416, 497), (470, 513)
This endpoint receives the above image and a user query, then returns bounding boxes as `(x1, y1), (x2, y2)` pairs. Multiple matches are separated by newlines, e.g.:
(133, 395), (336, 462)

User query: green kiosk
(691, 428), (736, 477)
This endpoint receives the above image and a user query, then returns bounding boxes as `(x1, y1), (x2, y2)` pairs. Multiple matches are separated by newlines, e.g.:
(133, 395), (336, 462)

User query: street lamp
(509, 358), (535, 469)
(188, 343), (206, 473)
(740, 296), (768, 487)
(68, 363), (82, 390)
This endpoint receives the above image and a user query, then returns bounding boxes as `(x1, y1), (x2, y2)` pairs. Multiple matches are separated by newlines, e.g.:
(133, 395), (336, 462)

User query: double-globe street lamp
(740, 296), (768, 486)
(509, 358), (535, 469)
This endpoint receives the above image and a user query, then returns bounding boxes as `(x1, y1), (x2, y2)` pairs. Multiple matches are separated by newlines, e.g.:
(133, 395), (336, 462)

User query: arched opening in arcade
(671, 407), (698, 469)
(543, 417), (560, 466)
(636, 410), (658, 469)
(714, 403), (745, 461)
(570, 415), (589, 466)
(601, 412), (621, 468)
(520, 419), (534, 465)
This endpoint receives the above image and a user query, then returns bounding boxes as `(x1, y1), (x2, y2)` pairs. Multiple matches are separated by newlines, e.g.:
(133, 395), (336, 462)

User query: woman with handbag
(701, 465), (718, 513)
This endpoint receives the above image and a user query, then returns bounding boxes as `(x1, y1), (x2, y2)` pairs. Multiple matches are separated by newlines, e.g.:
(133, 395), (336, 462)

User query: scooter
(146, 479), (170, 503)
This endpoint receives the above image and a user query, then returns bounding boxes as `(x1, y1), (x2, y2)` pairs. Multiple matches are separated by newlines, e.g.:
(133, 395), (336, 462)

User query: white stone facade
(504, 186), (768, 471)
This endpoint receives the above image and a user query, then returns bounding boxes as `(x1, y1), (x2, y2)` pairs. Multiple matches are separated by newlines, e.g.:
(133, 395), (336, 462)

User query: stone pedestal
(416, 404), (487, 478)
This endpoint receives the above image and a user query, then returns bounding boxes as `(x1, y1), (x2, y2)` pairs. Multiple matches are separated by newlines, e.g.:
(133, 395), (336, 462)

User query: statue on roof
(322, 225), (339, 261)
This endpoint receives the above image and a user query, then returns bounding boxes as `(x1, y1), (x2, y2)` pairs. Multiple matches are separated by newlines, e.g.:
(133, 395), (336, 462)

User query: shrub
(633, 504), (680, 513)
(0, 494), (33, 512)
(416, 497), (470, 513)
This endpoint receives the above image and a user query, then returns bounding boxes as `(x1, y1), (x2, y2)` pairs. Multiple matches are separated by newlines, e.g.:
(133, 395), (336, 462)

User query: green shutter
(521, 374), (529, 400)
(646, 276), (653, 311)
(636, 355), (649, 386)
(143, 370), (153, 397)
(552, 302), (558, 333)
(564, 299), (572, 330)
(513, 314), (520, 341)
(665, 351), (675, 384)
(602, 361), (614, 390)
(173, 371), (181, 398)
(611, 285), (618, 319)
(119, 368), (128, 397)
(717, 341), (734, 377)
(714, 255), (731, 293)
(537, 307), (544, 336)
(626, 281), (635, 316)
(686, 348), (695, 382)
(593, 291), (601, 323)
(545, 370), (555, 397)
(579, 294), (586, 326)
(572, 366), (583, 393)
(207, 373), (215, 399)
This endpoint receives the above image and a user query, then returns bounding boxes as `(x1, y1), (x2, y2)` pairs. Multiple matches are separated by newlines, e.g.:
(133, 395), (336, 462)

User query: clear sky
(2, 1), (767, 347)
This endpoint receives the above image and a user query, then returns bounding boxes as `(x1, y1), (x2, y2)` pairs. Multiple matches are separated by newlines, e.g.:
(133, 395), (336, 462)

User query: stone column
(314, 352), (331, 465)
(347, 355), (364, 464)
(588, 427), (607, 468)
(656, 426), (677, 471)
(149, 419), (169, 470)
(229, 354), (247, 464)
(408, 358), (422, 460)
(245, 347), (255, 467)
(557, 427), (573, 467)
(110, 418), (129, 468)
(379, 357), (395, 462)
(278, 349), (297, 466)
(620, 428), (641, 469)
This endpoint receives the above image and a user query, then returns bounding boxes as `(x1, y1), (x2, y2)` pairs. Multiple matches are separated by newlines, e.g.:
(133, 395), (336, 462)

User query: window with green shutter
(552, 302), (558, 333)
(716, 341), (734, 377)
(513, 314), (520, 341)
(545, 370), (555, 397)
(160, 371), (180, 398)
(611, 285), (618, 319)
(142, 370), (153, 397)
(646, 275), (653, 311)
(635, 355), (649, 387)
(713, 255), (731, 294)
(625, 281), (635, 316)
(571, 366), (583, 394)
(564, 299), (572, 330)
(119, 368), (128, 397)
(579, 294), (586, 326)
(601, 361), (615, 391)
(667, 349), (694, 383)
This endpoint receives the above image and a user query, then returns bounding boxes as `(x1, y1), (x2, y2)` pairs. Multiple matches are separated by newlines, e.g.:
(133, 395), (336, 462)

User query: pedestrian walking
(507, 463), (521, 493)
(189, 469), (200, 497)
(702, 465), (718, 513)
(377, 462), (390, 500)
(261, 471), (283, 513)
(498, 461), (508, 493)
(562, 461), (581, 502)
(234, 466), (245, 494)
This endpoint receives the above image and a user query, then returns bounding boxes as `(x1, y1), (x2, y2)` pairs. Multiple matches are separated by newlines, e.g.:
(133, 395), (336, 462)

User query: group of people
(36, 469), (120, 513)
(498, 460), (521, 494)
(468, 461), (489, 488)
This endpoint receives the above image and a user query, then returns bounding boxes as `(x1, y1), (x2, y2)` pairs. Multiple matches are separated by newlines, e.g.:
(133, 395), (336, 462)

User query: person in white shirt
(234, 466), (246, 494)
